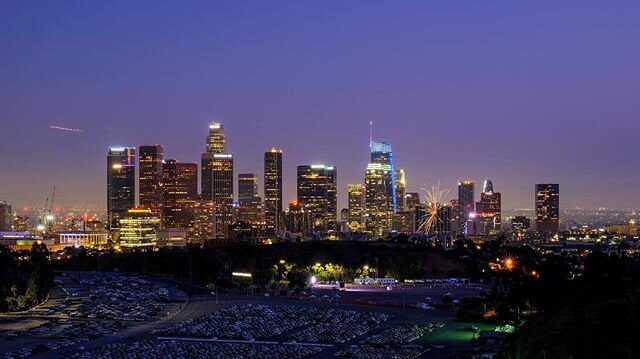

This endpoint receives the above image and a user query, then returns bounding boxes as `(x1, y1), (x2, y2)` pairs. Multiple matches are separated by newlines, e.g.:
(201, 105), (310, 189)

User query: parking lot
(0, 272), (184, 359)
(1, 272), (485, 358)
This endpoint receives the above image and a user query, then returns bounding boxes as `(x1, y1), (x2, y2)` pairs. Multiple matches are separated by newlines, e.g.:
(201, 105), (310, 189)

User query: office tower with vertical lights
(365, 163), (394, 237)
(264, 148), (283, 235)
(457, 180), (475, 234)
(238, 173), (262, 224)
(201, 122), (234, 241)
(535, 183), (559, 233)
(206, 122), (226, 154)
(395, 169), (406, 212)
(138, 145), (164, 209)
(296, 165), (337, 233)
(107, 147), (136, 228)
(347, 184), (364, 232)
(475, 179), (501, 234)
(201, 153), (234, 240)
(161, 159), (197, 230)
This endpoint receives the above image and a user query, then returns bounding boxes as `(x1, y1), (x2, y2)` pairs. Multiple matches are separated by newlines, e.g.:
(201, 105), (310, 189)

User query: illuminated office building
(238, 173), (262, 224)
(107, 147), (136, 227)
(0, 201), (12, 231)
(457, 180), (475, 234)
(369, 141), (397, 213)
(191, 199), (215, 243)
(365, 163), (394, 237)
(119, 208), (161, 249)
(535, 184), (560, 233)
(347, 184), (364, 232)
(206, 122), (226, 154)
(14, 215), (28, 232)
(201, 153), (234, 240)
(296, 165), (337, 233)
(264, 148), (283, 234)
(395, 169), (406, 212)
(138, 145), (163, 209)
(475, 179), (501, 234)
(201, 122), (234, 240)
(405, 192), (421, 211)
(162, 159), (197, 229)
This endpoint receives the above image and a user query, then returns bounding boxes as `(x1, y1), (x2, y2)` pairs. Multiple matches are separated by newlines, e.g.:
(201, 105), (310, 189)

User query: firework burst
(417, 181), (451, 235)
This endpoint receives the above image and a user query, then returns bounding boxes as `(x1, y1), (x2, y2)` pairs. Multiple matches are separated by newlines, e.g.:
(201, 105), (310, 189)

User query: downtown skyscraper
(475, 179), (501, 234)
(201, 122), (234, 240)
(162, 159), (197, 230)
(297, 164), (337, 234)
(138, 145), (163, 209)
(458, 180), (475, 234)
(264, 148), (283, 234)
(238, 173), (262, 224)
(536, 183), (560, 233)
(347, 184), (364, 232)
(364, 141), (397, 238)
(107, 147), (136, 227)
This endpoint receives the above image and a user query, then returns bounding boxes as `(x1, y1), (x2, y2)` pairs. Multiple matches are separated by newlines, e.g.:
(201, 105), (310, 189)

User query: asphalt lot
(1, 272), (486, 358)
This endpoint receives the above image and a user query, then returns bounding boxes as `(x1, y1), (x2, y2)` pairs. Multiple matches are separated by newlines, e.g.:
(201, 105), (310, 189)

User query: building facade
(206, 122), (226, 154)
(162, 159), (197, 230)
(395, 169), (406, 212)
(535, 183), (560, 233)
(238, 173), (262, 224)
(201, 153), (234, 239)
(0, 201), (12, 231)
(347, 184), (364, 232)
(138, 145), (163, 209)
(296, 165), (337, 233)
(457, 180), (475, 234)
(476, 179), (501, 234)
(119, 208), (161, 249)
(107, 147), (136, 227)
(264, 148), (283, 234)
(365, 163), (394, 237)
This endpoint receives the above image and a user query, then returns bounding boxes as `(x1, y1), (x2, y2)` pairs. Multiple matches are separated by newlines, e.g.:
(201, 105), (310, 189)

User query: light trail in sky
(50, 125), (84, 133)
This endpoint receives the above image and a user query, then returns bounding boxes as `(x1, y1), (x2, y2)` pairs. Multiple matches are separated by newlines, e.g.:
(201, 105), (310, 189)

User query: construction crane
(39, 186), (56, 235)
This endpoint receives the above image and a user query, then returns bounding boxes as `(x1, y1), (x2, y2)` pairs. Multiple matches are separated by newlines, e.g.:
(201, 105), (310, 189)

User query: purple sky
(1, 1), (640, 211)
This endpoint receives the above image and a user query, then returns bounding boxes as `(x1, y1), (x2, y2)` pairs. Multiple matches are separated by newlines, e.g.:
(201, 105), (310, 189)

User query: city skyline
(2, 1), (640, 210)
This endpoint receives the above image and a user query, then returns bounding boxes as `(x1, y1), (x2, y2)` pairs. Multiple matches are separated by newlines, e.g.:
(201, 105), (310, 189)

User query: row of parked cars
(335, 344), (426, 359)
(154, 304), (391, 344)
(361, 323), (441, 345)
(69, 340), (325, 359)
(68, 275), (166, 321)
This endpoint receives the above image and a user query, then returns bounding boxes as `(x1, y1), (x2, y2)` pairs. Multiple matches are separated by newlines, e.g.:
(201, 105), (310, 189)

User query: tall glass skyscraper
(138, 145), (163, 209)
(206, 122), (226, 154)
(369, 141), (397, 213)
(536, 183), (560, 233)
(297, 164), (337, 233)
(476, 179), (501, 234)
(238, 173), (262, 224)
(264, 148), (283, 234)
(201, 122), (234, 241)
(107, 147), (136, 228)
(347, 184), (364, 232)
(161, 159), (197, 230)
(457, 180), (475, 234)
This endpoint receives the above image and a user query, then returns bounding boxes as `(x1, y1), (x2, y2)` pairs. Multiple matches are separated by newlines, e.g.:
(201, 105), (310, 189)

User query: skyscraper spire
(369, 120), (373, 147)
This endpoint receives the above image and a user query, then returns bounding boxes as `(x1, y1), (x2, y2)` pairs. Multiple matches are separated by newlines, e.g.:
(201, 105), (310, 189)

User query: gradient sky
(2, 1), (640, 211)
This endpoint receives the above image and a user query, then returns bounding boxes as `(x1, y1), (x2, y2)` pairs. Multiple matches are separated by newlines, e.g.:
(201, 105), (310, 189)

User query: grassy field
(418, 322), (496, 345)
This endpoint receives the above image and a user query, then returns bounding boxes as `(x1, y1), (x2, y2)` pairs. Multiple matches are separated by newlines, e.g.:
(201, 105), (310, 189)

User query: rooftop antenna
(369, 120), (373, 147)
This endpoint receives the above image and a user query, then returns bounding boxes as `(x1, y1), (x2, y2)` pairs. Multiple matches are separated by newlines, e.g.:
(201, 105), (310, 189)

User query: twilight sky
(1, 1), (640, 211)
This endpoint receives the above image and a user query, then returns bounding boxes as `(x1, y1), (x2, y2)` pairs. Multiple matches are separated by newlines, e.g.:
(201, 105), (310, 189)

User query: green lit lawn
(417, 322), (496, 345)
